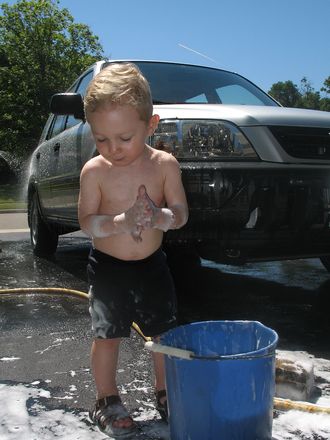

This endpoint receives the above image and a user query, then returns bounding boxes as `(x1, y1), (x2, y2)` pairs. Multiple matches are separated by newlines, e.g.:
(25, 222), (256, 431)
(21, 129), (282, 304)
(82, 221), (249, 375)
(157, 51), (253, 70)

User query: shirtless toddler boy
(78, 62), (188, 437)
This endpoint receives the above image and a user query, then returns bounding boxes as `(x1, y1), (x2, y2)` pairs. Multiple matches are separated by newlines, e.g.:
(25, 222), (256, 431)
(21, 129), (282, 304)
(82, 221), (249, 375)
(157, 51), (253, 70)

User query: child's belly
(93, 228), (164, 261)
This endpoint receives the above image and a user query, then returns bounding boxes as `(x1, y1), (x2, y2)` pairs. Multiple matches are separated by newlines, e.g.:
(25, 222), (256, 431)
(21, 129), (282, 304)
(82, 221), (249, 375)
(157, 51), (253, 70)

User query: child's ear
(148, 114), (160, 134)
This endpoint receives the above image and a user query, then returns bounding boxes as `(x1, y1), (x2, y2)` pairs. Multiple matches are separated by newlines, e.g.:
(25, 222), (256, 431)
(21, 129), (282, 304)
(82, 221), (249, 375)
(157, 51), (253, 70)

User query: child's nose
(110, 141), (121, 153)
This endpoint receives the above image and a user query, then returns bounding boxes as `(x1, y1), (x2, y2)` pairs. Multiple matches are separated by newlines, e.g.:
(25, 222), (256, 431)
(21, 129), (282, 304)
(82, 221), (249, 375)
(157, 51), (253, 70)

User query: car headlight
(150, 119), (258, 160)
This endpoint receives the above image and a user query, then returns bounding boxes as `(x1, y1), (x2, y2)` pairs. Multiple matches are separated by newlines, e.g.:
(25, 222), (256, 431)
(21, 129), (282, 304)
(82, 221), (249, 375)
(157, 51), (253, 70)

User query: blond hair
(84, 63), (153, 122)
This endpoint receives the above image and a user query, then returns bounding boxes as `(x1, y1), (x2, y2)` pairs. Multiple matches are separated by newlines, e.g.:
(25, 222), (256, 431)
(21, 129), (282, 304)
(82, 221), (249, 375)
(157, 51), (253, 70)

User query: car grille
(269, 126), (330, 160)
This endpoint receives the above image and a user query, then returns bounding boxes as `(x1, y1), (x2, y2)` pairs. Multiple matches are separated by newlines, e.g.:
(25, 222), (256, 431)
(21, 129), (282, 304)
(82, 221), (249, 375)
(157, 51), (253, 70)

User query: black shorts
(87, 247), (177, 339)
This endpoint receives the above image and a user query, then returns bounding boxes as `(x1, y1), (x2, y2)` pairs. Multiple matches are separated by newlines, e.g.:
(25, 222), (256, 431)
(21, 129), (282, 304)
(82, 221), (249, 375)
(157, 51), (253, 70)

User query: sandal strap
(155, 389), (168, 422)
(156, 389), (167, 402)
(96, 394), (121, 410)
(91, 394), (135, 434)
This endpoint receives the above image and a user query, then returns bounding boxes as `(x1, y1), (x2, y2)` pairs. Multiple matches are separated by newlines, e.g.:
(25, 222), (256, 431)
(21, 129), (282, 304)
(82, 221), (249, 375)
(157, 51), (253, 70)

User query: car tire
(28, 191), (58, 256)
(320, 256), (330, 273)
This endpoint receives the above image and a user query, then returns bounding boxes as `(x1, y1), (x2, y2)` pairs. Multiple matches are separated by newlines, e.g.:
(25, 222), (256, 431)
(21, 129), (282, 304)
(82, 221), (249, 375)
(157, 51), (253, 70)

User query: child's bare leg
(91, 338), (120, 398)
(152, 351), (166, 392)
(91, 338), (133, 429)
(153, 349), (168, 420)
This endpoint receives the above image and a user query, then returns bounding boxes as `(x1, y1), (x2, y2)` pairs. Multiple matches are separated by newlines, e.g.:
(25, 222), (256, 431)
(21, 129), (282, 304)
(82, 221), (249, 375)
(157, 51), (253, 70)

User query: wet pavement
(1, 215), (330, 438)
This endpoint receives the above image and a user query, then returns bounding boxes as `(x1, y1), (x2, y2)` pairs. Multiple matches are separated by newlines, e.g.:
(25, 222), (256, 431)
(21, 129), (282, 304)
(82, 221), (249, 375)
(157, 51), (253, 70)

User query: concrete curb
(0, 209), (27, 213)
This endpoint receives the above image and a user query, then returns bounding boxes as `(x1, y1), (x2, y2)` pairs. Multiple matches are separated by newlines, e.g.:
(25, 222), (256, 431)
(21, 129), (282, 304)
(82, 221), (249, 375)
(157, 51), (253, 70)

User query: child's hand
(119, 185), (175, 242)
(119, 185), (153, 242)
(139, 186), (175, 232)
(150, 207), (175, 232)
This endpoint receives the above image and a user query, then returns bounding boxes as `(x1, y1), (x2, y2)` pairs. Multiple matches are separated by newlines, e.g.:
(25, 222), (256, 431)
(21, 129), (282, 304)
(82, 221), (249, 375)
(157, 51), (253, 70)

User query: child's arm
(78, 163), (152, 240)
(144, 155), (189, 232)
(161, 154), (189, 230)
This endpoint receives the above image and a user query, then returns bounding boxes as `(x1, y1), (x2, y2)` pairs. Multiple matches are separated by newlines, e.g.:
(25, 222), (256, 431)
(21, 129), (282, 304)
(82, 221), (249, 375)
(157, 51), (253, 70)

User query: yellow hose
(0, 287), (89, 300)
(273, 397), (330, 414)
(0, 287), (329, 414)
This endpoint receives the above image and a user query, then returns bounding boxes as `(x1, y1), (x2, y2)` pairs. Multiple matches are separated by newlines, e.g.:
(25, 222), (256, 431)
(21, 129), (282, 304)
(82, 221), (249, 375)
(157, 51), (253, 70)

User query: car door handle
(53, 143), (60, 152)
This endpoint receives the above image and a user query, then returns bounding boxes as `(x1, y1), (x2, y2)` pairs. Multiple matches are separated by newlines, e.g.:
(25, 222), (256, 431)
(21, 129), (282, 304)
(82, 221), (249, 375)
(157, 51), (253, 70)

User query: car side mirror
(50, 93), (85, 121)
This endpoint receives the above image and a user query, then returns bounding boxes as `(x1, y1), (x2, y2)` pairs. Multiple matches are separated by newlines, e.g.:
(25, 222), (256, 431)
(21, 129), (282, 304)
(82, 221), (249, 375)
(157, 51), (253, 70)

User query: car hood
(154, 104), (330, 128)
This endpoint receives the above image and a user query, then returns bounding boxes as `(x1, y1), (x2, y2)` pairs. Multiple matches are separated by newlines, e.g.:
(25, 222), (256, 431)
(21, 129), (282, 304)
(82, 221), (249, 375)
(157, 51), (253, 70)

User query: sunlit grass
(0, 184), (27, 210)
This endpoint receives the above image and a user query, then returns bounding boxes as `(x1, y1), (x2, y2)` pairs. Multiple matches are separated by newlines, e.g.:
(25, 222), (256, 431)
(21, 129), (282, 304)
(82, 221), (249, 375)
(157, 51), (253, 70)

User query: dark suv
(27, 60), (330, 271)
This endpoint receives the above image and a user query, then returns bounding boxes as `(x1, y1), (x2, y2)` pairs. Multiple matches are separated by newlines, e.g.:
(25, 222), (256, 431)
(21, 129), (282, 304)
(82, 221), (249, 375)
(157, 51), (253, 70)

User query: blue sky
(4, 0), (330, 94)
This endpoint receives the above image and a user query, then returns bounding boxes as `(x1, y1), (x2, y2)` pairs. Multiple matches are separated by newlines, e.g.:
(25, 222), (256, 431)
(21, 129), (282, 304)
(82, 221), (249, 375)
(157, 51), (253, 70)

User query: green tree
(320, 76), (330, 111)
(0, 0), (104, 159)
(321, 76), (330, 94)
(268, 76), (330, 111)
(320, 98), (330, 111)
(268, 80), (301, 107)
(298, 77), (321, 110)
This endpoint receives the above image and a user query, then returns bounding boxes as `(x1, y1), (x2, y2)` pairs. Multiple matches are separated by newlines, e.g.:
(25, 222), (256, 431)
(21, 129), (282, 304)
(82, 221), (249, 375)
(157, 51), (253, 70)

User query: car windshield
(104, 61), (278, 107)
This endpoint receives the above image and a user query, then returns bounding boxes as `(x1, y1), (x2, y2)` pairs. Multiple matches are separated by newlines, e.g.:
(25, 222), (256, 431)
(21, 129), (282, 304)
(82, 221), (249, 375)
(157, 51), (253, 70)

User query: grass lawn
(0, 184), (27, 210)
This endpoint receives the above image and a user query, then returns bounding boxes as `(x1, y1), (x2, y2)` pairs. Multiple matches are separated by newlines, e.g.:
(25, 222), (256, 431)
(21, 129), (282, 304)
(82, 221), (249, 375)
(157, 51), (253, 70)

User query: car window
(77, 70), (94, 95)
(47, 114), (66, 139)
(186, 93), (208, 103)
(66, 70), (93, 130)
(127, 62), (278, 106)
(216, 85), (266, 105)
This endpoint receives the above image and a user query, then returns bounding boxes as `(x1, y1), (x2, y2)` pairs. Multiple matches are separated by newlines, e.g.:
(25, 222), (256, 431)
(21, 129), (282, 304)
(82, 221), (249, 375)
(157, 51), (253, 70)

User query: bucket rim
(161, 319), (279, 360)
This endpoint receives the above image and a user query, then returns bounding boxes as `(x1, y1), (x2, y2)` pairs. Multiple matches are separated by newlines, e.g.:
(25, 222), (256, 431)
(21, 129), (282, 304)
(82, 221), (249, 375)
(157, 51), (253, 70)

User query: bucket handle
(145, 341), (195, 360)
(145, 341), (275, 361)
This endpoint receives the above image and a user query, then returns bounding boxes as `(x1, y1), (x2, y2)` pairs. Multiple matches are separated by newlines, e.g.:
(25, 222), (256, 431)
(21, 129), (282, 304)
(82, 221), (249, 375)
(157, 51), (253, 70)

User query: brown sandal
(89, 395), (137, 438)
(156, 389), (168, 422)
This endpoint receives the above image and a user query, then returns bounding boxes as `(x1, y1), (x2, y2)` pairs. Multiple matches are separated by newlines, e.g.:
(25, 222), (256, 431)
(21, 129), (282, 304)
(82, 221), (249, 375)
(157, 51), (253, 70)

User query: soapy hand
(122, 185), (175, 242)
(136, 186), (175, 237)
(119, 185), (153, 242)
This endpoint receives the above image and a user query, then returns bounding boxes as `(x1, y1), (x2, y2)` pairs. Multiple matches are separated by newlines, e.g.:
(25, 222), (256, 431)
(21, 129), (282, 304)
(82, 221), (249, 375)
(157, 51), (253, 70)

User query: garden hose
(273, 397), (330, 414)
(1, 287), (330, 415)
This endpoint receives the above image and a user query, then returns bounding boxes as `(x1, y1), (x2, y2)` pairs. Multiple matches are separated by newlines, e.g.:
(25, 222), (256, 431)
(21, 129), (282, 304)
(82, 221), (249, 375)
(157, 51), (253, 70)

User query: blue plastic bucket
(161, 320), (278, 440)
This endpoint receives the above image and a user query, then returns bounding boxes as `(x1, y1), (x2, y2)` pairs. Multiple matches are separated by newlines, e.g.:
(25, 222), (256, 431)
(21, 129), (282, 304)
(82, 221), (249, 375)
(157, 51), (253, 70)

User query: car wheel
(320, 256), (330, 273)
(28, 191), (58, 256)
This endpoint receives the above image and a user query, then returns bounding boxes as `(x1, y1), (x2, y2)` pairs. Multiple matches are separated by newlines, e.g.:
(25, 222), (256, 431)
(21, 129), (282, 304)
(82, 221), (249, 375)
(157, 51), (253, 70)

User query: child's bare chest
(99, 163), (164, 213)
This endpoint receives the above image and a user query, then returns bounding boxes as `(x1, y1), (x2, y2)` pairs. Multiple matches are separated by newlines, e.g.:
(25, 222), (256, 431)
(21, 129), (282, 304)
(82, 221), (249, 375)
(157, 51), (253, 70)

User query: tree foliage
(321, 76), (330, 94)
(268, 76), (330, 112)
(0, 0), (104, 159)
(267, 80), (301, 107)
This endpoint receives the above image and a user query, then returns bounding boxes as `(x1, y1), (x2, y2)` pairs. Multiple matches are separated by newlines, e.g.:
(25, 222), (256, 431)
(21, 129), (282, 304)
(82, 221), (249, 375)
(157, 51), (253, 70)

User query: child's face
(88, 104), (159, 167)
